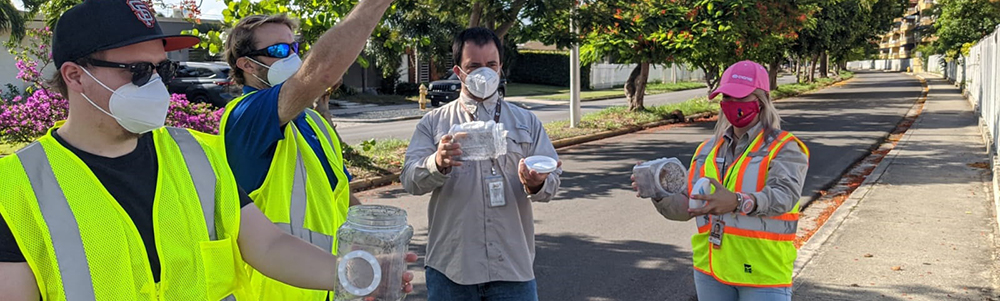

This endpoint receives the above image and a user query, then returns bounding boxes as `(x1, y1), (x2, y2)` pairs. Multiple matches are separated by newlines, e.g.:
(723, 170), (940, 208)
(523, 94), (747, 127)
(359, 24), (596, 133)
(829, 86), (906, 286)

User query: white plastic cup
(689, 177), (713, 209)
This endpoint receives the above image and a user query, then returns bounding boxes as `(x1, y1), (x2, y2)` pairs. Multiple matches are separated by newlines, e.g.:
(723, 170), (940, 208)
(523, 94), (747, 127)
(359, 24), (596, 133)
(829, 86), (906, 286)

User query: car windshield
(448, 73), (459, 80)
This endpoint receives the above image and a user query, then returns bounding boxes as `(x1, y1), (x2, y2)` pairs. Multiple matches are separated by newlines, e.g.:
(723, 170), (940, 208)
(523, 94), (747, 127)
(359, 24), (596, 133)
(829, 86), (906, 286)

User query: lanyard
(464, 99), (503, 123)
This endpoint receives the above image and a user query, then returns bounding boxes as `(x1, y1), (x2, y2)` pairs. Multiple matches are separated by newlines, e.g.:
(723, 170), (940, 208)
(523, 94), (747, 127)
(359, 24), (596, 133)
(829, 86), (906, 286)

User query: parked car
(427, 72), (507, 107)
(167, 62), (237, 108)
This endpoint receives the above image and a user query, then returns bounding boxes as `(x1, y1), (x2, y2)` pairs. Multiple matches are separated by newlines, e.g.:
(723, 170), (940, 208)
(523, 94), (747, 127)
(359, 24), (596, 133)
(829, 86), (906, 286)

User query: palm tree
(1, 0), (50, 43)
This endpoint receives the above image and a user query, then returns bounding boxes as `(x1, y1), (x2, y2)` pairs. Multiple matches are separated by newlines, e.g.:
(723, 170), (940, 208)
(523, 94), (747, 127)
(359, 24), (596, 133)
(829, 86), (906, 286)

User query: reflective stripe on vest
(167, 127), (219, 240)
(274, 124), (335, 254)
(16, 127), (226, 299)
(17, 143), (97, 300)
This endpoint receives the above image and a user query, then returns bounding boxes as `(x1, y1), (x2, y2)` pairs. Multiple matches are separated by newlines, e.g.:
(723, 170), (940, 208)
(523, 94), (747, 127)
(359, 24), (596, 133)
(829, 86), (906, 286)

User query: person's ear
(237, 57), (259, 75)
(453, 65), (463, 81)
(62, 63), (87, 94)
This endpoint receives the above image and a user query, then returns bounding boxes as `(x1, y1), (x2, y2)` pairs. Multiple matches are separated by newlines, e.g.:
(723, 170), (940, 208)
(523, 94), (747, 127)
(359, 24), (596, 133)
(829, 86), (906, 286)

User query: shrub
(508, 50), (592, 88)
(0, 90), (68, 143)
(395, 82), (421, 96)
(167, 94), (225, 134)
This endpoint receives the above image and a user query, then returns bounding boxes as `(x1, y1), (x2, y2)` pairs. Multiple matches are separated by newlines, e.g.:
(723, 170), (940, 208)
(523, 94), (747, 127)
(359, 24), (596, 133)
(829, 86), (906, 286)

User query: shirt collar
(724, 122), (765, 142)
(459, 92), (500, 117)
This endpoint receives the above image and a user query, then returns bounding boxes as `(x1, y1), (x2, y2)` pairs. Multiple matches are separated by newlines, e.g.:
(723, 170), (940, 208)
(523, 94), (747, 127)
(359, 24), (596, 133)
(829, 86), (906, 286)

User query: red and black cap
(52, 0), (201, 68)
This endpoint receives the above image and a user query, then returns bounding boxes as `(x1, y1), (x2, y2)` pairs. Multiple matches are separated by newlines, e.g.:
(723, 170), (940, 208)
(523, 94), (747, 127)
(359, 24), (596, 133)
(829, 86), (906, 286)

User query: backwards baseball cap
(709, 60), (770, 100)
(52, 0), (201, 69)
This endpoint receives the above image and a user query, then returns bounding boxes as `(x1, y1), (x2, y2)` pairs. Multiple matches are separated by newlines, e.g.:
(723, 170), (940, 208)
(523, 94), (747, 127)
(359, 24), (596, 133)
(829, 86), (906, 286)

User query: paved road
(334, 77), (797, 144)
(356, 71), (922, 300)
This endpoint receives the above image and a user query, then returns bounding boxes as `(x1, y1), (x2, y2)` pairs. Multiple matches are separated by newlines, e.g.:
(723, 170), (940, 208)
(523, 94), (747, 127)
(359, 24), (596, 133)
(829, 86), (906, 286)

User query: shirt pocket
(502, 129), (532, 172)
(200, 237), (239, 299)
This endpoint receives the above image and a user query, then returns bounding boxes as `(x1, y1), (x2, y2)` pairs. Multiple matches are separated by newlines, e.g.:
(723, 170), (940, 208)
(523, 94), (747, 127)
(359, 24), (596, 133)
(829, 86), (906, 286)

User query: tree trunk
(703, 65), (722, 95)
(768, 58), (781, 91)
(809, 54), (819, 83)
(494, 0), (527, 39)
(795, 57), (801, 84)
(625, 63), (650, 111)
(819, 52), (829, 78)
(469, 1), (483, 27)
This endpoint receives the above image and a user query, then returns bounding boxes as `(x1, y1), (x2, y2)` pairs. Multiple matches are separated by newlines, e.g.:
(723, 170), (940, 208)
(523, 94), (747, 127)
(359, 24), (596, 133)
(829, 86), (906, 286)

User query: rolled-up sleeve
(401, 116), (450, 195)
(525, 118), (561, 203)
(651, 192), (693, 221)
(748, 141), (809, 217)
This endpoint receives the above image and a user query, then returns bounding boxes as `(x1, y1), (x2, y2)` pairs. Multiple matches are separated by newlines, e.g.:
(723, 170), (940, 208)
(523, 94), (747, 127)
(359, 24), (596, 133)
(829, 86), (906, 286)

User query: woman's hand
(687, 178), (739, 216)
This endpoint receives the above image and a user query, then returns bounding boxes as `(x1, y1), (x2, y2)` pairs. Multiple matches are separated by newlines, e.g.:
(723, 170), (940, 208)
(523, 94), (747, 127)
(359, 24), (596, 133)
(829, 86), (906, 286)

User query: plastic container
(632, 157), (688, 198)
(449, 121), (508, 161)
(335, 205), (414, 301)
(524, 156), (558, 173)
(689, 177), (714, 209)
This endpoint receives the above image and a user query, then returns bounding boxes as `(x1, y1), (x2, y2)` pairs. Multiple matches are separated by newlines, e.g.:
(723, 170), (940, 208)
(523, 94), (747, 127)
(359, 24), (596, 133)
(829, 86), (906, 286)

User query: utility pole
(569, 1), (581, 128)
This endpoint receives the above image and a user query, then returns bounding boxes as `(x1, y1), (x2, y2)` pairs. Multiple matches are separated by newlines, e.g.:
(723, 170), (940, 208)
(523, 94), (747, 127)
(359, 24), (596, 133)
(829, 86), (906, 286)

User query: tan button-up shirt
(652, 122), (809, 220)
(401, 93), (562, 285)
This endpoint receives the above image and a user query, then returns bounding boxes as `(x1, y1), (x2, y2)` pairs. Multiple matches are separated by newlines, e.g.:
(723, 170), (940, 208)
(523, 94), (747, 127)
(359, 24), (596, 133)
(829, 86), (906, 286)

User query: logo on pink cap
(710, 60), (770, 99)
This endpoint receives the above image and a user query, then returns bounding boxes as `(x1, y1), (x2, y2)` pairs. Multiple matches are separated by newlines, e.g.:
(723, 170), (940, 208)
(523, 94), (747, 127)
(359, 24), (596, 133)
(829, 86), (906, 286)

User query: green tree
(677, 0), (813, 91)
(577, 0), (690, 111)
(932, 0), (1000, 59)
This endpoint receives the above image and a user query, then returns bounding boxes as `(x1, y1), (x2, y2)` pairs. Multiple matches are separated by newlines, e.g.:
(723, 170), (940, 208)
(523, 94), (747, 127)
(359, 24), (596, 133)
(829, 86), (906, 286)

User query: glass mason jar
(335, 205), (414, 301)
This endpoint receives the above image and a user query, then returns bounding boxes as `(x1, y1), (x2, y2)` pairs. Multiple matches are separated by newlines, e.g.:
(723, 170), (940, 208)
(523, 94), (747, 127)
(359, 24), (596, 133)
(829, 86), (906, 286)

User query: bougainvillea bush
(1, 27), (224, 144)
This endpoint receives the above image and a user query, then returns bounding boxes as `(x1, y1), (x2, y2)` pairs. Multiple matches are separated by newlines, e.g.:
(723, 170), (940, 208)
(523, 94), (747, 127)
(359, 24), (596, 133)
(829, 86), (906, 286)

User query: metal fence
(962, 24), (1000, 155)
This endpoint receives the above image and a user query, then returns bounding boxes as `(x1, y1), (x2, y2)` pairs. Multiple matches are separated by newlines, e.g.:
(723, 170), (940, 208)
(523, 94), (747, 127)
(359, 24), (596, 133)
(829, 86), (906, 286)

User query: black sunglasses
(244, 42), (300, 59)
(84, 58), (178, 86)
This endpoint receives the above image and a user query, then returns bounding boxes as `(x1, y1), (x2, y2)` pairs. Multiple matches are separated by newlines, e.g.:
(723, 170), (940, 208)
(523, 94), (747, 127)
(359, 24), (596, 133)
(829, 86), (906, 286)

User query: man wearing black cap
(0, 0), (413, 299)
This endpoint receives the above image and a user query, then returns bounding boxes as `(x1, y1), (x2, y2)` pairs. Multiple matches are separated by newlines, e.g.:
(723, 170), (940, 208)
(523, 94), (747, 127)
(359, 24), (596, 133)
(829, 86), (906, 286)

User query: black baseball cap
(52, 0), (201, 69)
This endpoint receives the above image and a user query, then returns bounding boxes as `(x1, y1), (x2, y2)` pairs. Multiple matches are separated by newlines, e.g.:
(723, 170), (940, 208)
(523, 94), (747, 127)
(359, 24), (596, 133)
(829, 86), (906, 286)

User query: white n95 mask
(460, 67), (500, 99)
(81, 68), (171, 134)
(250, 54), (302, 86)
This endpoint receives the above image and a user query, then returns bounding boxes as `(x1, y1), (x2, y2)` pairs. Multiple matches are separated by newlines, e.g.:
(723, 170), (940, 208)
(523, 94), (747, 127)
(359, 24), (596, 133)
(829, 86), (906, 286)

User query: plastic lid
(524, 156), (558, 173)
(337, 250), (383, 297)
(689, 177), (713, 209)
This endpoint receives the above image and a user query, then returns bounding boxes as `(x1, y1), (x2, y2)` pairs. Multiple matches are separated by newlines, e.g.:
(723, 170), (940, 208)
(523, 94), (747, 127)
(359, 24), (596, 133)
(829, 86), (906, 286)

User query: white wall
(589, 63), (705, 90)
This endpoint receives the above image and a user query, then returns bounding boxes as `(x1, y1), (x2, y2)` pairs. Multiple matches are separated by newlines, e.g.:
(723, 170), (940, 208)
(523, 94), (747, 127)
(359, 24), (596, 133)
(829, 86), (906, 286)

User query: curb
(792, 73), (929, 282)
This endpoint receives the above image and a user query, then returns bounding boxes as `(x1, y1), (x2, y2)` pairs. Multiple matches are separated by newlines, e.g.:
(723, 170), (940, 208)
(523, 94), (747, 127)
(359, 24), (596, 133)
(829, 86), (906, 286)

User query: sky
(13, 0), (228, 21)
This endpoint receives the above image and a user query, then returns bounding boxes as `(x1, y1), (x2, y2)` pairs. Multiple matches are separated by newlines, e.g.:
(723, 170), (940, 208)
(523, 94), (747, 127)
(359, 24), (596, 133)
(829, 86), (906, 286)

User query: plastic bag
(633, 157), (688, 198)
(448, 121), (508, 161)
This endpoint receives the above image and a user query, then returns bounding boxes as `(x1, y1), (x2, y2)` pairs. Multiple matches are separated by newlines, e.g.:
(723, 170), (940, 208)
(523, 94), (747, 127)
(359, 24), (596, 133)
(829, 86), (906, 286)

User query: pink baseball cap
(709, 60), (770, 99)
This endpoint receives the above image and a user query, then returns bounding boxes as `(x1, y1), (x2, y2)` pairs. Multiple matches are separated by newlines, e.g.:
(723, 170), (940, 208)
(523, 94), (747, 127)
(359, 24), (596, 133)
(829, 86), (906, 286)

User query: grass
(343, 138), (409, 180)
(544, 97), (719, 140)
(342, 72), (852, 183)
(504, 83), (567, 97)
(773, 71), (855, 99)
(0, 143), (25, 157)
(517, 81), (706, 101)
(337, 94), (418, 106)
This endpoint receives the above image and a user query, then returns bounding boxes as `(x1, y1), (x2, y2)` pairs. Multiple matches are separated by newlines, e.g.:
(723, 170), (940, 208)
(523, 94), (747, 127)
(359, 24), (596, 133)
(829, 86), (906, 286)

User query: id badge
(709, 217), (725, 249)
(486, 175), (506, 207)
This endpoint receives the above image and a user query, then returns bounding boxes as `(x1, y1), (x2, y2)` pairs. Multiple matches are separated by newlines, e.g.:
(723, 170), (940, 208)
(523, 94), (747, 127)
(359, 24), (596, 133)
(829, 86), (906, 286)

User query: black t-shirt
(0, 130), (253, 283)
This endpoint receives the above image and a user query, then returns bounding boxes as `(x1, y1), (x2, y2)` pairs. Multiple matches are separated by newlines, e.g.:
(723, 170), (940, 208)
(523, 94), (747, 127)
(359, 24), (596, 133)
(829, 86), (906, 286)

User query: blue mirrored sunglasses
(244, 42), (300, 59)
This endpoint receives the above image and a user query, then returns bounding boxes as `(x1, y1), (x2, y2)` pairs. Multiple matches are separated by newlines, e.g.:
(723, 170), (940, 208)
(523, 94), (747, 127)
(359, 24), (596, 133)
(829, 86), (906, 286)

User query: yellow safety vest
(0, 126), (248, 300)
(688, 130), (810, 287)
(219, 92), (351, 300)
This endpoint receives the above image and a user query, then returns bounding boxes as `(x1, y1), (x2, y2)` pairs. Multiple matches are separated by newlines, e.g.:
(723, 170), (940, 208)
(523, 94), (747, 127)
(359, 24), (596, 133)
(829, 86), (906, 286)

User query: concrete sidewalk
(792, 74), (1000, 300)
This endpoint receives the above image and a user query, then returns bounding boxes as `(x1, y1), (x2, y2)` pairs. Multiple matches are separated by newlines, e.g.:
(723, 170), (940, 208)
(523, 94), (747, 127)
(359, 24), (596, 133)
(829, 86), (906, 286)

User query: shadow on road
(534, 233), (699, 301)
(793, 279), (995, 301)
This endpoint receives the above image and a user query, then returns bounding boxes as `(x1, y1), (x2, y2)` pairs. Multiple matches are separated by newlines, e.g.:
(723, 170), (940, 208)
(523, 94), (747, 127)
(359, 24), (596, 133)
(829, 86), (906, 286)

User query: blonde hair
(713, 89), (782, 138)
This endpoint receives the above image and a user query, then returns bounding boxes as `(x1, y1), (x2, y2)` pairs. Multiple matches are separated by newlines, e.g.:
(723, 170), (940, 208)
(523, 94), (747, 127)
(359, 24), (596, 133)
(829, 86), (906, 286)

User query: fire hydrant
(418, 84), (429, 111)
